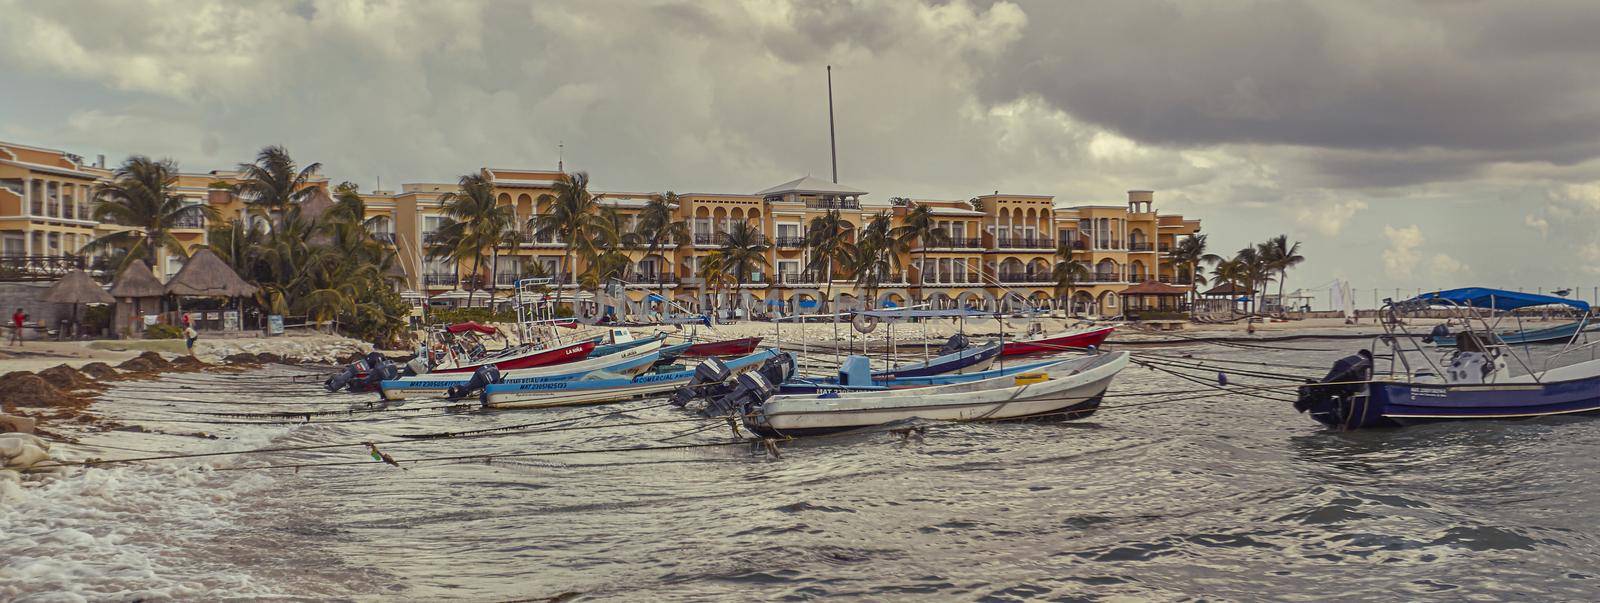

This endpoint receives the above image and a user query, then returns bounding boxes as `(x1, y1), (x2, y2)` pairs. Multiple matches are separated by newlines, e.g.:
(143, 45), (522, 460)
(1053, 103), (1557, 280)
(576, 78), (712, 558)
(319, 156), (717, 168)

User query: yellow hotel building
(1, 139), (1199, 316)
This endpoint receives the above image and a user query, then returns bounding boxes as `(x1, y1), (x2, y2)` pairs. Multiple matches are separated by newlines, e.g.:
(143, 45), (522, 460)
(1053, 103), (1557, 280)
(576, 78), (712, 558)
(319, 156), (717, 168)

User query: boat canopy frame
(1377, 288), (1596, 384)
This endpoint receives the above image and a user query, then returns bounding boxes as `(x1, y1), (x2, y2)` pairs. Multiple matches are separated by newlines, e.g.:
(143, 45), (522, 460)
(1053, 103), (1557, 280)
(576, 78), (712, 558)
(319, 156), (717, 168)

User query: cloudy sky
(3, 0), (1598, 302)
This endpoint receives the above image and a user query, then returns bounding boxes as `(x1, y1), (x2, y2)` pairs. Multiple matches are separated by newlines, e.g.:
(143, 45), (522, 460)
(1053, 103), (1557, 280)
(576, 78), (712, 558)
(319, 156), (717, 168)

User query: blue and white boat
(1297, 288), (1600, 429)
(483, 348), (784, 409)
(1427, 319), (1593, 346)
(778, 355), (1060, 395)
(588, 329), (668, 357)
(379, 340), (664, 401)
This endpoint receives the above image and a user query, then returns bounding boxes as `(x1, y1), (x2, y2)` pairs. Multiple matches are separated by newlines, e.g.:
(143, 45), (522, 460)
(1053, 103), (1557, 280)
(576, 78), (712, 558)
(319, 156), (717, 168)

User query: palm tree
(1263, 234), (1305, 314)
(235, 145), (323, 230)
(848, 212), (903, 308)
(635, 192), (690, 307)
(695, 251), (735, 317)
(1169, 234), (1221, 306)
(84, 156), (219, 274)
(1211, 257), (1247, 316)
(804, 209), (854, 314)
(436, 173), (514, 307)
(531, 172), (608, 310)
(1051, 243), (1090, 317)
(891, 203), (948, 303)
(716, 220), (771, 314)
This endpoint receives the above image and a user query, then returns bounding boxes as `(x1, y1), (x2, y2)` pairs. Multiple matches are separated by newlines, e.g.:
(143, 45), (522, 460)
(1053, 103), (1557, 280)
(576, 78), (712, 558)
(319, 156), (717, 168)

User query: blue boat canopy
(1409, 287), (1590, 312)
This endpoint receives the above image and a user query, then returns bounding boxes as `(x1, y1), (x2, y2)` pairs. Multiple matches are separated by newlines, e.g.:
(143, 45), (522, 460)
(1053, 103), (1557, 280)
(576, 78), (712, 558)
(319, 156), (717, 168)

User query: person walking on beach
(184, 324), (199, 357)
(10, 308), (25, 347)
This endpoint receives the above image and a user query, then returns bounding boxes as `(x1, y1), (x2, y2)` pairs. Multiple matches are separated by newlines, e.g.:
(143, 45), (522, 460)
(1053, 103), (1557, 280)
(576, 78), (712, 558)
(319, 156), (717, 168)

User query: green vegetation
(83, 156), (219, 271)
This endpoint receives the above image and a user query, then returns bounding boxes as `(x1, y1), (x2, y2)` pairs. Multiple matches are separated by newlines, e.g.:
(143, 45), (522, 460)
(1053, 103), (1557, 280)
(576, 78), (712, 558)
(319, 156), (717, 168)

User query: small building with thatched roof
(164, 248), (258, 331)
(36, 269), (115, 339)
(110, 260), (166, 336)
(1118, 280), (1190, 312)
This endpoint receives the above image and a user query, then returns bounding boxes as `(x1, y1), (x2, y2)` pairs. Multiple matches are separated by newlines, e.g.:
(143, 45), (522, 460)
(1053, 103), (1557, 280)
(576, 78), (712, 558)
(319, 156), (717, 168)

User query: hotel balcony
(923, 237), (982, 250)
(995, 236), (1055, 250)
(996, 271), (1053, 284)
(921, 275), (983, 286)
(693, 232), (768, 247)
(172, 215), (206, 230)
(1130, 242), (1155, 252)
(424, 273), (458, 287)
(1088, 273), (1125, 283)
(372, 232), (397, 245)
(774, 236), (806, 249)
(623, 273), (680, 286)
(804, 199), (860, 210)
(1157, 275), (1194, 285)
(776, 271), (825, 285)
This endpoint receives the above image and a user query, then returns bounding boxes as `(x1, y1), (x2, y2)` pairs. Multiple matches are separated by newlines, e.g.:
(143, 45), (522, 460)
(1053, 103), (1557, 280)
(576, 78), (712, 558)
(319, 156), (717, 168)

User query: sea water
(6, 346), (1600, 601)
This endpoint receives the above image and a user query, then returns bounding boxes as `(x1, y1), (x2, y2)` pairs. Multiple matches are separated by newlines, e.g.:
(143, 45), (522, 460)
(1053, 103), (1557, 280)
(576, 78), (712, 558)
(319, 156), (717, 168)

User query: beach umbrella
(41, 269), (115, 338)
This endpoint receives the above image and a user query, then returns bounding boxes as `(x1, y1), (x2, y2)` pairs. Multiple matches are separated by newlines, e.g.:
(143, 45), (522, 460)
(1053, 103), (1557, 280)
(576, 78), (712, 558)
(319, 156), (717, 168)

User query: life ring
(852, 313), (878, 334)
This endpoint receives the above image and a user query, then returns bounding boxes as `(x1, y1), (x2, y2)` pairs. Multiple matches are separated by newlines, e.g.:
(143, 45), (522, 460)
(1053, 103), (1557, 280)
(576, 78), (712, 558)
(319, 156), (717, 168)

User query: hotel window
(2, 234), (22, 255)
(953, 260), (967, 283)
(777, 223), (800, 240)
(777, 260), (799, 277)
(950, 222), (965, 241)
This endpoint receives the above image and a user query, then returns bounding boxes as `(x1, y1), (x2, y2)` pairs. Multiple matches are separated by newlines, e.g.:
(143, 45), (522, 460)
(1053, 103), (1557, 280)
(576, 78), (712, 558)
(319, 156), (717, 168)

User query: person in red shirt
(10, 308), (25, 347)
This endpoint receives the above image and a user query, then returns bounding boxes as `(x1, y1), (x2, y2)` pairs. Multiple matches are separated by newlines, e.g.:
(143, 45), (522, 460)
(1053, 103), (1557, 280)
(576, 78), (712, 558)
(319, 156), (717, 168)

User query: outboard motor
(939, 333), (969, 356)
(1295, 349), (1380, 428)
(358, 360), (399, 392)
(447, 364), (503, 400)
(754, 352), (797, 387)
(324, 358), (370, 392)
(671, 357), (732, 407)
(703, 370), (777, 418)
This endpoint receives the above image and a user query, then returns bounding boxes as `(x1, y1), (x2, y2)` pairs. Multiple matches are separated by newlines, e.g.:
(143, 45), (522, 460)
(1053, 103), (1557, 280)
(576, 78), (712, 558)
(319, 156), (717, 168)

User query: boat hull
(873, 342), (1001, 379)
(483, 349), (782, 408)
(750, 352), (1129, 436)
(379, 347), (662, 401)
(680, 337), (762, 357)
(433, 340), (594, 373)
(778, 359), (1061, 395)
(1000, 326), (1115, 357)
(1431, 321), (1589, 346)
(1304, 373), (1600, 430)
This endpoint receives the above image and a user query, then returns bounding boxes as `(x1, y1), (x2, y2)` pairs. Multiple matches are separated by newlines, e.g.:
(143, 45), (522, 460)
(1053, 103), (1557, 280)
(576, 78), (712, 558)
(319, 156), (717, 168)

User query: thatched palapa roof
(109, 260), (166, 298)
(165, 248), (259, 298)
(42, 269), (115, 305)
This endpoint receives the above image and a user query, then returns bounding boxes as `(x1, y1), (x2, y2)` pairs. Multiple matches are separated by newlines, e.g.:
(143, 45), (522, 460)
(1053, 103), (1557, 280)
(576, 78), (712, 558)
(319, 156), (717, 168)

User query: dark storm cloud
(978, 0), (1600, 186)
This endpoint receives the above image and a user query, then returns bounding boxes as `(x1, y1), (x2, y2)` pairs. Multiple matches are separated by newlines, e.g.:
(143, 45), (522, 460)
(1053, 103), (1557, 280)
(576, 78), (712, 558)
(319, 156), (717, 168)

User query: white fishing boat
(738, 351), (1130, 436)
(379, 340), (665, 401)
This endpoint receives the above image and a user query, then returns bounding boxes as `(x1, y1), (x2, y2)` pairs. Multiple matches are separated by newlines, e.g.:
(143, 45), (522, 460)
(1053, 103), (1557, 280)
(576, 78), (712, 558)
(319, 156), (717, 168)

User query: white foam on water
(0, 423), (330, 601)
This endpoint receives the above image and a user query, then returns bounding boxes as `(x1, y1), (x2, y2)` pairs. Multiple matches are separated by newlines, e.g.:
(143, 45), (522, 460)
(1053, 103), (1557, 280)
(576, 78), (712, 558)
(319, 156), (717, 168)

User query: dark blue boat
(872, 341), (1001, 379)
(1296, 288), (1600, 430)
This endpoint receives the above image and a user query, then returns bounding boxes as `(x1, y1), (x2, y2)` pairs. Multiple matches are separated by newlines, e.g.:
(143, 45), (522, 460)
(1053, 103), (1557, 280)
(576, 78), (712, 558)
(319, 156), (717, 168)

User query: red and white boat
(1000, 325), (1116, 356)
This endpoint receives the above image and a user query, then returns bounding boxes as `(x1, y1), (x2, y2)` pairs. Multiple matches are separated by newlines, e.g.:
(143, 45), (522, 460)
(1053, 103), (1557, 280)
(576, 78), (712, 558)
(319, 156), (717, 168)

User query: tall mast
(827, 65), (838, 184)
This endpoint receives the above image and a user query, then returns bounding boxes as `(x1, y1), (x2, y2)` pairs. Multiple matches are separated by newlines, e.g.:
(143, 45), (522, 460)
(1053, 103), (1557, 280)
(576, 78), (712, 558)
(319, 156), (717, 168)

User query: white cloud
(1382, 224), (1425, 280)
(1294, 199), (1368, 237)
(1429, 253), (1467, 276)
(1524, 213), (1550, 238)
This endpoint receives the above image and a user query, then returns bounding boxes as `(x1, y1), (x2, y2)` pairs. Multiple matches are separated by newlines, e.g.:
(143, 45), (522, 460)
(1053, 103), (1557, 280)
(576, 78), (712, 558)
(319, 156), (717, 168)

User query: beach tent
(109, 260), (165, 337)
